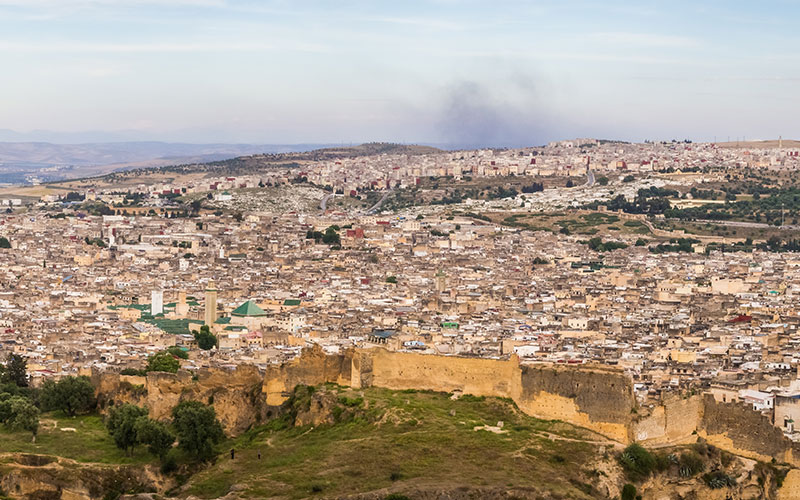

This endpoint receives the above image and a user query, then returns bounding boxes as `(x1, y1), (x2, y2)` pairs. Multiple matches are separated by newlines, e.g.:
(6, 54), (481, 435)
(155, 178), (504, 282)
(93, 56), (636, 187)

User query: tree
(135, 417), (175, 459)
(40, 376), (96, 416)
(171, 400), (224, 461)
(106, 404), (148, 455)
(1, 395), (40, 441)
(8, 397), (39, 441)
(194, 325), (217, 351)
(0, 237), (10, 249)
(566, 179), (575, 188)
(597, 176), (609, 186)
(3, 353), (28, 387)
(146, 352), (181, 373)
(167, 346), (189, 360)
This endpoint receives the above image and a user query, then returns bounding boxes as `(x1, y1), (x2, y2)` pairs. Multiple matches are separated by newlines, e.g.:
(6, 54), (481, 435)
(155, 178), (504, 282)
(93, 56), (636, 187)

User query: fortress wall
(262, 344), (351, 406)
(516, 364), (634, 443)
(351, 349), (634, 442)
(634, 395), (703, 447)
(699, 394), (800, 466)
(93, 350), (800, 463)
(358, 349), (519, 398)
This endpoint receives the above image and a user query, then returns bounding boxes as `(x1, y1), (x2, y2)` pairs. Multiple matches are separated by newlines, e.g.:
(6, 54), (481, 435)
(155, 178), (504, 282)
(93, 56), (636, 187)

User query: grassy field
(494, 211), (651, 237)
(0, 412), (153, 465)
(181, 386), (609, 499)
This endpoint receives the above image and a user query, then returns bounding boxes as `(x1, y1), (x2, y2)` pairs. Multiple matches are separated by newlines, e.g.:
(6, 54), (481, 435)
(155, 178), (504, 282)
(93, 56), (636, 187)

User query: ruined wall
(634, 394), (703, 447)
(262, 344), (352, 406)
(516, 364), (634, 443)
(95, 364), (266, 436)
(699, 394), (800, 466)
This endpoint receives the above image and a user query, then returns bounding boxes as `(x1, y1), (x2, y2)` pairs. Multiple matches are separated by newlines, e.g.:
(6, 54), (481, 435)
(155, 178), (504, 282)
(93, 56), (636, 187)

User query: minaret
(151, 290), (163, 315)
(204, 281), (218, 326)
(780, 136), (783, 150)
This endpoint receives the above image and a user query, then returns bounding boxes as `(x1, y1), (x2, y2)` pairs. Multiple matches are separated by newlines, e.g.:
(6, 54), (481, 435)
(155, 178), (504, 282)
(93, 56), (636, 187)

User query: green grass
(182, 387), (604, 499)
(0, 413), (154, 465)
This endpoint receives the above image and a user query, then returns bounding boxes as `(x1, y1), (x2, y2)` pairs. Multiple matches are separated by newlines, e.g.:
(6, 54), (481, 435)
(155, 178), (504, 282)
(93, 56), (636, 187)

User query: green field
(181, 386), (609, 499)
(0, 413), (153, 465)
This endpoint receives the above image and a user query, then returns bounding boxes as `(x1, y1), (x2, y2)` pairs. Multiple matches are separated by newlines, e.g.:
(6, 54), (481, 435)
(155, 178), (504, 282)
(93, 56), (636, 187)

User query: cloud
(0, 0), (226, 6)
(0, 40), (329, 53)
(435, 79), (552, 148)
(586, 32), (699, 48)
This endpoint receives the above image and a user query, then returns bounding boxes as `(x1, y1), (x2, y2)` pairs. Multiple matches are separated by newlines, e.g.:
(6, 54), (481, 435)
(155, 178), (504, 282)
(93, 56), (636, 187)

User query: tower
(204, 281), (218, 326)
(176, 290), (189, 316)
(151, 290), (163, 316)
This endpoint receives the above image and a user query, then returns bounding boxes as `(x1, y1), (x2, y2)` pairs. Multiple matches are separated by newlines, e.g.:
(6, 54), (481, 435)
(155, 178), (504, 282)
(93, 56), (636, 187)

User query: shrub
(621, 483), (637, 500)
(619, 444), (657, 481)
(678, 451), (705, 477)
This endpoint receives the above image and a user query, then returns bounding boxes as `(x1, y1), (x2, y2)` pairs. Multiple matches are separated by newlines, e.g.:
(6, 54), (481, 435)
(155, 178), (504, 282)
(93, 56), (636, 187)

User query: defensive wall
(92, 345), (800, 467)
(263, 346), (635, 442)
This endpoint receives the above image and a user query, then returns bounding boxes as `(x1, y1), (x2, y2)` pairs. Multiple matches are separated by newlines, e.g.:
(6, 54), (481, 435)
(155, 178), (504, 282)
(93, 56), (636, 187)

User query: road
(584, 169), (595, 187)
(319, 193), (334, 212)
(365, 188), (394, 215)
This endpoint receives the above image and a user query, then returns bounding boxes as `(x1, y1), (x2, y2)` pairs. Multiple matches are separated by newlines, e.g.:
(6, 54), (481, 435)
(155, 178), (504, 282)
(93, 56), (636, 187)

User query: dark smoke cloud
(436, 77), (554, 149)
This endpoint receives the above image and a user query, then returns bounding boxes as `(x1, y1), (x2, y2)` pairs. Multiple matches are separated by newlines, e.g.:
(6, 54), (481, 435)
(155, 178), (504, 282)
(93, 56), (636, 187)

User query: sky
(0, 0), (799, 147)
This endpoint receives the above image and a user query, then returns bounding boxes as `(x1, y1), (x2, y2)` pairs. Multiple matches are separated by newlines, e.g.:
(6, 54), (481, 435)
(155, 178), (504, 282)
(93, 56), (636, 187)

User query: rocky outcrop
(0, 453), (168, 500)
(94, 365), (266, 437)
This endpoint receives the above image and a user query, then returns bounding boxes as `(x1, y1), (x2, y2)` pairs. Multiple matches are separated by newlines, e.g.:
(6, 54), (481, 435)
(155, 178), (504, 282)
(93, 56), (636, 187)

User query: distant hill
(0, 141), (339, 183)
(716, 139), (800, 149)
(68, 142), (444, 183)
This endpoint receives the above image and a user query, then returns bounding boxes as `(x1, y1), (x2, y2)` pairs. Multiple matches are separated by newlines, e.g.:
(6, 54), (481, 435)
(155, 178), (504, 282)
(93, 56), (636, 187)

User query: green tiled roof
(283, 299), (301, 306)
(215, 316), (231, 324)
(231, 300), (267, 317)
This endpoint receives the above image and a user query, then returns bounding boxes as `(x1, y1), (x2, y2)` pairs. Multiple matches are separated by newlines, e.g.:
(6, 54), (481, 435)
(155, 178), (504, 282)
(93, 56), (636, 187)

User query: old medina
(4, 138), (800, 499)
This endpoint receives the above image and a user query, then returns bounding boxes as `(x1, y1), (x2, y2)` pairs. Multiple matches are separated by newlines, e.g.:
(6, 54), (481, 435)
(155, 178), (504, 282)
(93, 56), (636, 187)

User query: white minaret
(219, 246), (225, 259)
(151, 290), (163, 315)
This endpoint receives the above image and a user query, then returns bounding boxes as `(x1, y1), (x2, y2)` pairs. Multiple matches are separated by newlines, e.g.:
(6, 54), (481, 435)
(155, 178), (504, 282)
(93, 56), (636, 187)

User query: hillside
(179, 384), (617, 499)
(0, 384), (793, 499)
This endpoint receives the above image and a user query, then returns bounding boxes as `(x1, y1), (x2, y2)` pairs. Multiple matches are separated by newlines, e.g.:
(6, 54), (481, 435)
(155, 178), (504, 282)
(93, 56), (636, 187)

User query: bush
(146, 352), (180, 373)
(167, 346), (189, 359)
(120, 368), (146, 376)
(619, 444), (657, 482)
(160, 450), (178, 474)
(678, 451), (705, 477)
(194, 325), (217, 350)
(703, 471), (736, 489)
(621, 483), (637, 500)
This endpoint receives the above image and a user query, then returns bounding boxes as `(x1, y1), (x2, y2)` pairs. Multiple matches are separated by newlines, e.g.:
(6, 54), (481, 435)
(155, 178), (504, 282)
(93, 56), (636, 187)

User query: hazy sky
(1, 0), (798, 146)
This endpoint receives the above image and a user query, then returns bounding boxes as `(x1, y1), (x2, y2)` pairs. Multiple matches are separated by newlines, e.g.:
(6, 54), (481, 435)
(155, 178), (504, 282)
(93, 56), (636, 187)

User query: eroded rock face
(294, 389), (339, 427)
(0, 453), (168, 500)
(95, 365), (266, 437)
